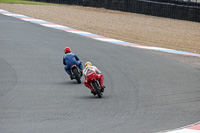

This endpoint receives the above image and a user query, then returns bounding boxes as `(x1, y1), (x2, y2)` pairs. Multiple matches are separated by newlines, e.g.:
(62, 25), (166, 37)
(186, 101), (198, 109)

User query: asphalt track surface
(0, 14), (200, 133)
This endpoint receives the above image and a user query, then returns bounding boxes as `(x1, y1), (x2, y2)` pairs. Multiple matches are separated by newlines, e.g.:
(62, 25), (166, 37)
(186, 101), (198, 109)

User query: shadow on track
(54, 80), (83, 85)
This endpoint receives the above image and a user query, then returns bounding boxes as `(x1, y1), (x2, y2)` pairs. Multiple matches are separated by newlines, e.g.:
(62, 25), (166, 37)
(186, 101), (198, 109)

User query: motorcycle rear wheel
(72, 68), (81, 84)
(92, 82), (102, 98)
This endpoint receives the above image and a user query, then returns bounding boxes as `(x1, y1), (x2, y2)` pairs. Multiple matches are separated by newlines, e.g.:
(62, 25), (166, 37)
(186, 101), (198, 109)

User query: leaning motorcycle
(89, 72), (103, 98)
(70, 65), (82, 84)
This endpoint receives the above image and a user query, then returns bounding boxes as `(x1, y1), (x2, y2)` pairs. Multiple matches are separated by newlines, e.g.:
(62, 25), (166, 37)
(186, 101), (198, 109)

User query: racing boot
(101, 86), (105, 92)
(70, 74), (74, 80)
(80, 70), (83, 77)
(91, 90), (96, 96)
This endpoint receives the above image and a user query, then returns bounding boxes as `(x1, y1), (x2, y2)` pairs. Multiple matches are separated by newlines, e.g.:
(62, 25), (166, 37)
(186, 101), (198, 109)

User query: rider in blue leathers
(63, 47), (83, 80)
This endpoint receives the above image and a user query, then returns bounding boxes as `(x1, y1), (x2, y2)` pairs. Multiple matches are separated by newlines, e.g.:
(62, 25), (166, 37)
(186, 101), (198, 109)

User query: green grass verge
(0, 0), (58, 5)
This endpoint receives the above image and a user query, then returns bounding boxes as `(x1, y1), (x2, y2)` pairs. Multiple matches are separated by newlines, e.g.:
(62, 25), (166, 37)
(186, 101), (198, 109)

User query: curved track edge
(158, 122), (200, 133)
(0, 9), (200, 58)
(1, 9), (200, 133)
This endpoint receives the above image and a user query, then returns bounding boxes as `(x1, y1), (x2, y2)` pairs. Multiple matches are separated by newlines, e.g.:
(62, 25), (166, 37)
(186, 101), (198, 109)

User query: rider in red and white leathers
(83, 62), (105, 94)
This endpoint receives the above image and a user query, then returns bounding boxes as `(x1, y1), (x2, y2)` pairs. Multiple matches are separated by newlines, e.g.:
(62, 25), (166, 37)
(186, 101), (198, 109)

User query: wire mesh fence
(31, 0), (200, 22)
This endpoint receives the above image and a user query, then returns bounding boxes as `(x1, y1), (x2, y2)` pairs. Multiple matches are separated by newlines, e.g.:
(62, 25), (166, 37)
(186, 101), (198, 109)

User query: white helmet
(85, 61), (92, 67)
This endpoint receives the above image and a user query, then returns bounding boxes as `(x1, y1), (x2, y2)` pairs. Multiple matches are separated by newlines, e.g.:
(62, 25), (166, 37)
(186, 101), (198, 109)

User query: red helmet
(64, 47), (71, 54)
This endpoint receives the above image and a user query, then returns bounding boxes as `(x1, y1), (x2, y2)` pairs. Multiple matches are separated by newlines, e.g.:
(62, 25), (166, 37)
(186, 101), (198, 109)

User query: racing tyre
(92, 82), (102, 98)
(72, 68), (81, 84)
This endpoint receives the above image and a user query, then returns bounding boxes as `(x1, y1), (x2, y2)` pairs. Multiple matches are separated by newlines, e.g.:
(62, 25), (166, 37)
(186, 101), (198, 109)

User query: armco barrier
(32, 0), (200, 22)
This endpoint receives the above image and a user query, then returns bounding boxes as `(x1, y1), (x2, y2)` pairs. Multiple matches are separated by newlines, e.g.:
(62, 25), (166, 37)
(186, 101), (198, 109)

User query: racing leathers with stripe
(83, 66), (104, 92)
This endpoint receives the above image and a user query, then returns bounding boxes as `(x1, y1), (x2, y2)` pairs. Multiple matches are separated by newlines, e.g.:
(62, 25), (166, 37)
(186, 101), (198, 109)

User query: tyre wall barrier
(32, 0), (200, 22)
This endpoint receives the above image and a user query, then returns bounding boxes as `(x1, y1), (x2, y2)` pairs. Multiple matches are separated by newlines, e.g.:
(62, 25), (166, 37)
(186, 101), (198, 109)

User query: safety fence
(32, 0), (200, 22)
